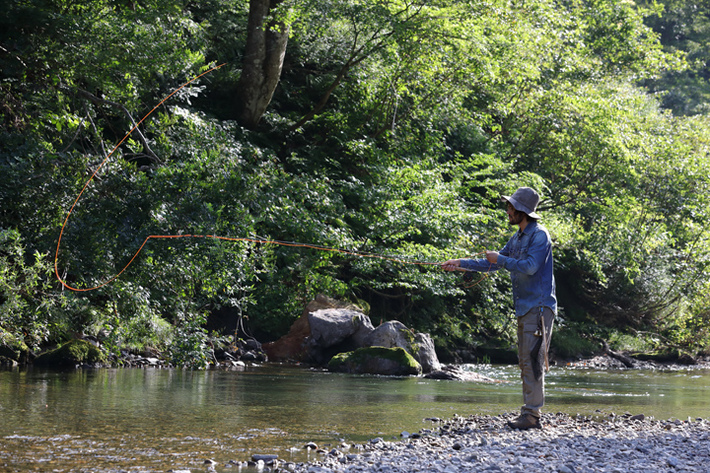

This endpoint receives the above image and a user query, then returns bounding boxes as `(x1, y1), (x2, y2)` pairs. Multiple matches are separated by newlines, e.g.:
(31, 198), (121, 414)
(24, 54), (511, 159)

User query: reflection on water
(1, 364), (709, 472)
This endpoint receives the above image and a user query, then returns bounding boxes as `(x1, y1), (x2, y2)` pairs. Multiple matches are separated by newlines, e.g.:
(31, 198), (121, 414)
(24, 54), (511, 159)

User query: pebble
(280, 413), (710, 473)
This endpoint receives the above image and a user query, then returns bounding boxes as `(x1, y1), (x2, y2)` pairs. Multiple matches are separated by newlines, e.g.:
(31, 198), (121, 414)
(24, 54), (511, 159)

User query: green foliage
(2, 0), (710, 368)
(639, 0), (710, 115)
(551, 323), (600, 359)
(0, 229), (64, 351)
(96, 282), (173, 359)
(168, 311), (211, 369)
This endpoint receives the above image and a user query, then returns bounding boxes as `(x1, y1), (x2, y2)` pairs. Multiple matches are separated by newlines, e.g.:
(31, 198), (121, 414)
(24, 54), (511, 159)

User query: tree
(638, 0), (710, 115)
(236, 0), (290, 128)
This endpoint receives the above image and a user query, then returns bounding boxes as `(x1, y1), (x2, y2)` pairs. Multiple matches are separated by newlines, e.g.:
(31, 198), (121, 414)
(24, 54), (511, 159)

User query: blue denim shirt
(460, 222), (557, 317)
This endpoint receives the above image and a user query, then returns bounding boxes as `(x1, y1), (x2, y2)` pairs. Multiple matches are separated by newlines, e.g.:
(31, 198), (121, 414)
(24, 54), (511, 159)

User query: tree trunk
(236, 0), (289, 129)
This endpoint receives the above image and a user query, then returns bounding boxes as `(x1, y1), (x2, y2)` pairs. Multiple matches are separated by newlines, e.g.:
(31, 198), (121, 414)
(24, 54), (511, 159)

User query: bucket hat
(502, 187), (541, 219)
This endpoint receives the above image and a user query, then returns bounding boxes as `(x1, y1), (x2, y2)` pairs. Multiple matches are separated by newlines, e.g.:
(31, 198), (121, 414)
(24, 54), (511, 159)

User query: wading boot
(507, 414), (541, 430)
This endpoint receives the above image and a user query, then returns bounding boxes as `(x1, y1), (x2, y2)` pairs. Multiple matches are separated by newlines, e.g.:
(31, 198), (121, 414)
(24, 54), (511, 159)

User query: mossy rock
(34, 340), (105, 368)
(328, 346), (422, 376)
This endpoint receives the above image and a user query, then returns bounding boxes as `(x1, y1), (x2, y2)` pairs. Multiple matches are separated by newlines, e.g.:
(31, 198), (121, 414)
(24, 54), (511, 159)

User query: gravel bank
(272, 413), (710, 473)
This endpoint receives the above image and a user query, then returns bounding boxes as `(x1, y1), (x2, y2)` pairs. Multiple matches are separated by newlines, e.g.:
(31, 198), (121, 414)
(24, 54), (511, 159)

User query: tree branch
(75, 88), (162, 164)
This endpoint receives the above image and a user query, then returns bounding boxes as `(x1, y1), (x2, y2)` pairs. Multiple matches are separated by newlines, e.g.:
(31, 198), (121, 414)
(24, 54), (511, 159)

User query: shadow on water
(1, 363), (709, 471)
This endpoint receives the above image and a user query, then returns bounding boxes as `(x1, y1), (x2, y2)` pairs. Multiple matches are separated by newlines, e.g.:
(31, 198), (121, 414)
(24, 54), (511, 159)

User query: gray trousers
(517, 307), (555, 418)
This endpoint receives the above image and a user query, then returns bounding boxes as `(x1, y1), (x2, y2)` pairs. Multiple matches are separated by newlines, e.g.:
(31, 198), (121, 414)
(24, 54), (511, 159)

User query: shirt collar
(518, 221), (538, 237)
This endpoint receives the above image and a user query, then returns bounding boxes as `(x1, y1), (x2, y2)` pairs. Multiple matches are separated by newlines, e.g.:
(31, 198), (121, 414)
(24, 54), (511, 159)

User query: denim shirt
(460, 222), (557, 317)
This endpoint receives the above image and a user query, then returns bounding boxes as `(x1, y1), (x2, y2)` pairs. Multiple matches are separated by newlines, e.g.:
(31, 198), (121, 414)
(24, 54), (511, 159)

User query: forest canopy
(1, 0), (709, 367)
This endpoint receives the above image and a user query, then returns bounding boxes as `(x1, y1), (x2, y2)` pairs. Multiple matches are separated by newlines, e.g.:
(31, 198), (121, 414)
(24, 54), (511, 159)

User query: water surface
(1, 363), (708, 472)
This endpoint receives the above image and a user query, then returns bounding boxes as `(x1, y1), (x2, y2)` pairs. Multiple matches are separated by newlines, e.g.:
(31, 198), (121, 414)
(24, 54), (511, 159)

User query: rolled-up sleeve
(460, 258), (501, 272)
(459, 235), (515, 272)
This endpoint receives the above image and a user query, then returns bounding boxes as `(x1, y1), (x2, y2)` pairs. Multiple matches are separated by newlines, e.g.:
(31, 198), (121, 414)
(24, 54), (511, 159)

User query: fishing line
(54, 64), (491, 292)
(55, 63), (227, 291)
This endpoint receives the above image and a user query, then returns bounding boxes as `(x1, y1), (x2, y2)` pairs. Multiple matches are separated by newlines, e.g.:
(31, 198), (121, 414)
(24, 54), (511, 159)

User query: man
(441, 187), (556, 430)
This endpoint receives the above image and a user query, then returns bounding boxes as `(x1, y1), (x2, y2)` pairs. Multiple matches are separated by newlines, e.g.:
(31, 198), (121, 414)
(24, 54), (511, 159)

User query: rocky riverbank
(249, 412), (710, 473)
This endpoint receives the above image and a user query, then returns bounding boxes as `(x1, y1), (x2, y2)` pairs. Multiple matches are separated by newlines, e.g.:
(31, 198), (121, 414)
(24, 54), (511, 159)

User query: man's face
(506, 202), (525, 226)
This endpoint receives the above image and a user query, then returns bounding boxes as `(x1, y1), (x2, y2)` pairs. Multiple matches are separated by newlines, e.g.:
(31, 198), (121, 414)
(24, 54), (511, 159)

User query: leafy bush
(168, 311), (211, 369)
(551, 324), (600, 360)
(0, 229), (64, 351)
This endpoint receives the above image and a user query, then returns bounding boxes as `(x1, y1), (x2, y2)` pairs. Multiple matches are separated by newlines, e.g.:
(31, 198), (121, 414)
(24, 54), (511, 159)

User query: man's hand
(440, 259), (461, 271)
(485, 251), (499, 264)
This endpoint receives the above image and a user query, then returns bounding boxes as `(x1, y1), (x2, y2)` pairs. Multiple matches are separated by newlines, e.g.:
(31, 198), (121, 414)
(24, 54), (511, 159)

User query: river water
(1, 363), (709, 472)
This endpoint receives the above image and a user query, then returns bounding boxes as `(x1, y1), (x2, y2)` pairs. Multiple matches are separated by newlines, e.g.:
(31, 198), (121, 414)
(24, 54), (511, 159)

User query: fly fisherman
(441, 187), (557, 430)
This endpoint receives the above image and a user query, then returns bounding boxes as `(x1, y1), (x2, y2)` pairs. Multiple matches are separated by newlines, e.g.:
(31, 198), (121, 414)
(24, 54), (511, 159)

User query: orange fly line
(54, 65), (487, 292)
(54, 64), (478, 292)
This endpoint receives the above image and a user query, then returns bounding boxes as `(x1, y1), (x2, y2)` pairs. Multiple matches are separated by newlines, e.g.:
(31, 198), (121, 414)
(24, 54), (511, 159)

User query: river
(1, 363), (709, 472)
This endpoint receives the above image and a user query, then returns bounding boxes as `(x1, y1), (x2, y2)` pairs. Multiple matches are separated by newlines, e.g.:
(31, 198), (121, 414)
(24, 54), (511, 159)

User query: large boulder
(306, 308), (374, 365)
(264, 295), (347, 362)
(362, 321), (440, 373)
(263, 295), (374, 364)
(328, 347), (422, 376)
(362, 320), (411, 349)
(308, 308), (374, 349)
(262, 313), (311, 362)
(412, 332), (441, 373)
(264, 295), (441, 375)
